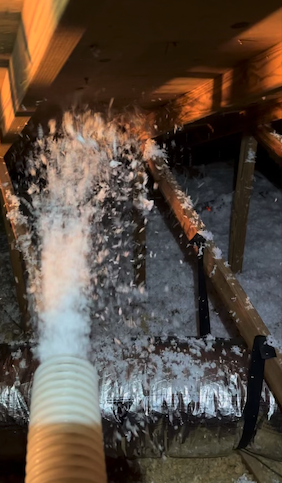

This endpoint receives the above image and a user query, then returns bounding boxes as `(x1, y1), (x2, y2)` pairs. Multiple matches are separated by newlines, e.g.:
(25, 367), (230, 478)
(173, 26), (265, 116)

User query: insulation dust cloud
(8, 110), (166, 362)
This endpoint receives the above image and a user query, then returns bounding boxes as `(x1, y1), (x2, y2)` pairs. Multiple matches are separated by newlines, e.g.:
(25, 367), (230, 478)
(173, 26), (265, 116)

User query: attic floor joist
(147, 156), (282, 408)
(148, 43), (282, 138)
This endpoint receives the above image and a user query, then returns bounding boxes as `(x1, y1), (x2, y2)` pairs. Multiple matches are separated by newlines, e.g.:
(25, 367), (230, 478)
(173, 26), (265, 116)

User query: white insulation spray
(7, 110), (165, 482)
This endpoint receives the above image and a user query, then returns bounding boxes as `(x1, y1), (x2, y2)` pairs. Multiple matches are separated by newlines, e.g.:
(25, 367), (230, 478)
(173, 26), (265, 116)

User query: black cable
(241, 448), (282, 478)
(237, 335), (276, 450)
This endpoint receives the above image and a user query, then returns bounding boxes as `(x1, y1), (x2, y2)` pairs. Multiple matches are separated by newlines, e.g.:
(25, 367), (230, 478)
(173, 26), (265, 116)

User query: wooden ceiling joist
(148, 43), (282, 138)
(147, 155), (282, 408)
(0, 0), (84, 158)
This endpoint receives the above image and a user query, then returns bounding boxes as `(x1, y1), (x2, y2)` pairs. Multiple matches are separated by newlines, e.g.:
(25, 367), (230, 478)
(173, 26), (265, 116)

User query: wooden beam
(173, 112), (247, 149)
(254, 125), (282, 167)
(252, 96), (282, 125)
(156, 97), (282, 153)
(0, 158), (28, 328)
(0, 0), (84, 157)
(146, 156), (282, 407)
(229, 136), (257, 273)
(148, 43), (282, 138)
(239, 450), (282, 483)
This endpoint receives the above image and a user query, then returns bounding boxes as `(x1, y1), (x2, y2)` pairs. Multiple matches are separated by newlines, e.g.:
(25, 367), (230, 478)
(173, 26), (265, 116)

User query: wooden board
(254, 125), (282, 166)
(0, 158), (28, 327)
(229, 136), (257, 273)
(148, 43), (282, 137)
(239, 450), (282, 483)
(253, 96), (282, 125)
(147, 156), (282, 407)
(0, 0), (84, 156)
(156, 96), (282, 152)
(0, 1), (23, 63)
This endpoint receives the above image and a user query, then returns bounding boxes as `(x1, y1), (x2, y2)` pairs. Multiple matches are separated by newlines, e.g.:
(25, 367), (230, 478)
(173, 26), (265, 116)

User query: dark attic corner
(0, 1), (281, 482)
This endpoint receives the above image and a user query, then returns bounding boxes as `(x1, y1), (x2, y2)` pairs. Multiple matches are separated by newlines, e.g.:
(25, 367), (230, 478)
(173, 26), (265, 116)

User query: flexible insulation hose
(25, 356), (107, 483)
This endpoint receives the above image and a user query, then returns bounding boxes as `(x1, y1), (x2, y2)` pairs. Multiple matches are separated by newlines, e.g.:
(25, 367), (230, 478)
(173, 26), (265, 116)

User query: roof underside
(0, 0), (281, 158)
(45, 3), (282, 110)
(1, 1), (281, 111)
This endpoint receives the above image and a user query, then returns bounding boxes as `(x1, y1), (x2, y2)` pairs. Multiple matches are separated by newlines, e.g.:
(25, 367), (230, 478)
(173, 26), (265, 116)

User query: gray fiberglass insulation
(0, 337), (281, 462)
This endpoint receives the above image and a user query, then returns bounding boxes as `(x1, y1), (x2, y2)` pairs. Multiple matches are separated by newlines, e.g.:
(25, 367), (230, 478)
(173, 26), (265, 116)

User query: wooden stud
(254, 125), (282, 167)
(148, 43), (282, 138)
(146, 156), (282, 407)
(229, 136), (257, 273)
(0, 158), (28, 328)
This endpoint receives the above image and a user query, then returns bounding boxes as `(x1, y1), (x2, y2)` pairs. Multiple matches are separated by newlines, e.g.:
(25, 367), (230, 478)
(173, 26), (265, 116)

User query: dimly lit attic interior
(0, 2), (282, 482)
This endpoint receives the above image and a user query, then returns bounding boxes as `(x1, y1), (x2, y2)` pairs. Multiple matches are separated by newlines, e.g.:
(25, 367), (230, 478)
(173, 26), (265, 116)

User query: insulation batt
(0, 338), (281, 462)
